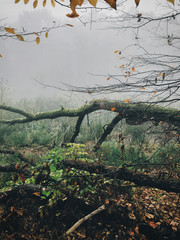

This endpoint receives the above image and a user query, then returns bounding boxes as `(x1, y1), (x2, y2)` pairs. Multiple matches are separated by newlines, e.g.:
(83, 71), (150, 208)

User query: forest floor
(0, 146), (180, 240)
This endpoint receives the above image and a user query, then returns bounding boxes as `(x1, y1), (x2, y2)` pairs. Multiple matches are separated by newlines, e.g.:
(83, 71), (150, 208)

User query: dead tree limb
(61, 159), (180, 193)
(70, 114), (85, 143)
(0, 149), (35, 166)
(93, 114), (123, 150)
(65, 204), (105, 237)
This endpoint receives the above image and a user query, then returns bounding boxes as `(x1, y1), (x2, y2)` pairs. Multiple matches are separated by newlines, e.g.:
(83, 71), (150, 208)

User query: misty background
(0, 0), (177, 106)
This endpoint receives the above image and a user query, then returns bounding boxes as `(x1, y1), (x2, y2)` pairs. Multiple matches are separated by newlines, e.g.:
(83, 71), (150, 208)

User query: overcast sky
(0, 0), (174, 103)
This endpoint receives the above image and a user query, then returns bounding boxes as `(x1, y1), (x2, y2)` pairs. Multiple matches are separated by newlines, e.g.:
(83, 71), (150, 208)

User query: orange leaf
(120, 64), (124, 68)
(153, 92), (157, 94)
(51, 0), (55, 7)
(132, 67), (135, 72)
(4, 27), (15, 34)
(125, 99), (130, 103)
(135, 0), (140, 7)
(111, 107), (116, 111)
(104, 0), (116, 9)
(33, 192), (41, 196)
(148, 221), (157, 228)
(66, 24), (74, 27)
(107, 77), (110, 80)
(33, 0), (38, 9)
(74, 181), (78, 186)
(141, 87), (145, 90)
(36, 37), (40, 45)
(105, 199), (109, 205)
(114, 50), (118, 53)
(43, 0), (46, 7)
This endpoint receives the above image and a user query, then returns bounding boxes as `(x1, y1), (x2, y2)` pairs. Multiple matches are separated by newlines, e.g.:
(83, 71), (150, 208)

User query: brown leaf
(67, 0), (81, 18)
(45, 32), (48, 38)
(88, 0), (98, 7)
(104, 0), (116, 9)
(43, 0), (46, 7)
(24, 0), (29, 4)
(16, 34), (24, 41)
(0, 54), (2, 58)
(36, 37), (40, 45)
(135, 0), (140, 7)
(51, 0), (55, 7)
(15, 0), (21, 3)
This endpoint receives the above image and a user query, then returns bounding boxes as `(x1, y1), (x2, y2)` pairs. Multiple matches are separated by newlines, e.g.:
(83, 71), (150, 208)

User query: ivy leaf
(16, 34), (24, 41)
(4, 27), (15, 34)
(135, 0), (140, 7)
(43, 0), (47, 7)
(88, 0), (98, 7)
(104, 0), (116, 9)
(51, 0), (55, 7)
(36, 37), (40, 45)
(24, 0), (29, 4)
(33, 0), (38, 9)
(167, 0), (174, 5)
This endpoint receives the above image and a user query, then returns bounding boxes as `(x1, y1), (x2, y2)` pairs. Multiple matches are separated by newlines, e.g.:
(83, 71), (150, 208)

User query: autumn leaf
(125, 99), (130, 103)
(88, 90), (92, 94)
(120, 64), (124, 68)
(159, 72), (163, 77)
(36, 37), (40, 45)
(135, 0), (140, 7)
(67, 0), (82, 18)
(16, 34), (24, 41)
(107, 77), (110, 80)
(153, 91), (157, 94)
(88, 0), (98, 7)
(141, 87), (145, 90)
(33, 0), (38, 9)
(43, 0), (46, 7)
(167, 0), (174, 5)
(33, 192), (41, 197)
(4, 27), (15, 34)
(24, 0), (29, 4)
(104, 0), (116, 9)
(111, 107), (116, 111)
(33, 32), (39, 36)
(45, 32), (48, 38)
(132, 67), (135, 72)
(51, 0), (55, 7)
(0, 54), (2, 58)
(66, 24), (74, 27)
(114, 50), (118, 53)
(148, 221), (157, 228)
(15, 0), (20, 3)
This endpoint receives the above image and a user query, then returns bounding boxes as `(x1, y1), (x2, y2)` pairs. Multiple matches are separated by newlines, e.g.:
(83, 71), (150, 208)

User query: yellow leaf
(16, 34), (24, 41)
(120, 65), (124, 68)
(88, 0), (98, 7)
(135, 0), (140, 7)
(36, 37), (40, 45)
(43, 0), (46, 7)
(132, 67), (135, 72)
(33, 0), (38, 8)
(4, 27), (15, 34)
(45, 32), (48, 38)
(167, 0), (174, 5)
(104, 0), (116, 9)
(0, 54), (2, 58)
(111, 107), (116, 111)
(24, 0), (29, 4)
(51, 0), (55, 7)
(125, 99), (130, 103)
(15, 0), (20, 3)
(159, 72), (163, 77)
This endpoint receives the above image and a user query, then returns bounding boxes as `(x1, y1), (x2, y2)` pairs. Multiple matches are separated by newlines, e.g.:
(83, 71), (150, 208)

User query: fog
(0, 0), (178, 105)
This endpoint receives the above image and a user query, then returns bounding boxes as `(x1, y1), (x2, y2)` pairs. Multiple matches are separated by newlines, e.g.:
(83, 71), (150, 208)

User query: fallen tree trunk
(61, 159), (180, 193)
